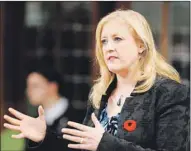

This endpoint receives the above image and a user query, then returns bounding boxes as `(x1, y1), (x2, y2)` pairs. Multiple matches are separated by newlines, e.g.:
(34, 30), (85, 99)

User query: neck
(116, 67), (140, 94)
(42, 94), (61, 110)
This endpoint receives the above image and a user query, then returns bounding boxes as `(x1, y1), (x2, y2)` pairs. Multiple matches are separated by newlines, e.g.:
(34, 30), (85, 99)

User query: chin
(108, 67), (123, 74)
(108, 65), (129, 75)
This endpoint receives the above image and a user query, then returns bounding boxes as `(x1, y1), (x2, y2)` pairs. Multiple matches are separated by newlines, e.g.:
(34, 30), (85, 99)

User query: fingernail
(8, 108), (13, 111)
(67, 121), (72, 125)
(92, 113), (95, 117)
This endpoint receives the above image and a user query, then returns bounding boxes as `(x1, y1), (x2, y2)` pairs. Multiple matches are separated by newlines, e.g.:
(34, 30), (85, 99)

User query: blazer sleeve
(97, 81), (190, 151)
(27, 125), (77, 151)
(82, 102), (95, 126)
(27, 128), (61, 149)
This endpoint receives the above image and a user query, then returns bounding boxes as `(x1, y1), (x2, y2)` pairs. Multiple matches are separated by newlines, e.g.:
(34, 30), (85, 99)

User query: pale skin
(3, 19), (143, 151)
(62, 20), (142, 150)
(100, 19), (142, 118)
(62, 113), (104, 150)
(4, 106), (46, 142)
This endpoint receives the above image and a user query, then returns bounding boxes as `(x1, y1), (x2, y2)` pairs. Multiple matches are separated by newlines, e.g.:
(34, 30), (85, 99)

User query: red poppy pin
(123, 120), (137, 132)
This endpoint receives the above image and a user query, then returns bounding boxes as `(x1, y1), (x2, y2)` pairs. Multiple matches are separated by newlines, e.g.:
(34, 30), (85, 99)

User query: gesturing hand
(62, 113), (104, 151)
(3, 106), (47, 142)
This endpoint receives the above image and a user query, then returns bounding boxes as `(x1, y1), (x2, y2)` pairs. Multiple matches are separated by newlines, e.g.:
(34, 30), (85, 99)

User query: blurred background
(0, 1), (190, 151)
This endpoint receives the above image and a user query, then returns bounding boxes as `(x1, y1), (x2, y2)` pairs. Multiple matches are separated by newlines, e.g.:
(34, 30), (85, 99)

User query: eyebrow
(101, 33), (120, 39)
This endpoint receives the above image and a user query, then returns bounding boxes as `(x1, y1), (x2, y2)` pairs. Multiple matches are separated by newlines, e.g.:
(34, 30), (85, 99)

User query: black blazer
(83, 76), (190, 151)
(28, 76), (190, 151)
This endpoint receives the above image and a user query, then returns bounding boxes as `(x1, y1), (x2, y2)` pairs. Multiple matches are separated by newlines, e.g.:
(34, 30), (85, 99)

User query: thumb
(91, 113), (101, 128)
(38, 105), (45, 120)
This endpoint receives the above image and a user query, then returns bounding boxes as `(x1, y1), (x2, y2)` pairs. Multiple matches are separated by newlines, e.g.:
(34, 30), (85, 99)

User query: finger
(91, 113), (101, 127)
(4, 123), (20, 131)
(67, 121), (91, 132)
(68, 143), (92, 150)
(38, 105), (45, 120)
(63, 134), (84, 144)
(8, 108), (26, 120)
(62, 128), (88, 138)
(12, 133), (24, 139)
(4, 115), (21, 126)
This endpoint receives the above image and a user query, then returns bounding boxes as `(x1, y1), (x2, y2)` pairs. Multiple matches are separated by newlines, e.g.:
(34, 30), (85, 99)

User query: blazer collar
(98, 76), (142, 118)
(104, 76), (142, 98)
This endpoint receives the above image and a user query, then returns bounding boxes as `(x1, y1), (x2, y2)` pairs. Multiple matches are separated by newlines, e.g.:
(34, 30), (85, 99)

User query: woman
(4, 9), (189, 151)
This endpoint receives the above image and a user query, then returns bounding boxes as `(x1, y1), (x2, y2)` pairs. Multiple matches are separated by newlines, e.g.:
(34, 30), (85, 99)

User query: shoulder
(153, 76), (190, 111)
(154, 76), (189, 97)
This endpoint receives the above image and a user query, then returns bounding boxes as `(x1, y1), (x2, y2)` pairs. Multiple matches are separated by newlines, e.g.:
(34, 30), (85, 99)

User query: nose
(104, 41), (115, 53)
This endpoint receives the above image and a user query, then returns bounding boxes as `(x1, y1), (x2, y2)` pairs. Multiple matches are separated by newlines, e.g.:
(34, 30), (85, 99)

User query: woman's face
(101, 20), (140, 76)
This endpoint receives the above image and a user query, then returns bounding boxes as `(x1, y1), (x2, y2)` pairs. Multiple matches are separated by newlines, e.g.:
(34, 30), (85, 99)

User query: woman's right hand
(3, 105), (47, 143)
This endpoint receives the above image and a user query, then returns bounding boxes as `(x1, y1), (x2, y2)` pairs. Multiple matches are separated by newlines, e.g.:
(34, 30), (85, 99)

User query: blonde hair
(89, 9), (181, 109)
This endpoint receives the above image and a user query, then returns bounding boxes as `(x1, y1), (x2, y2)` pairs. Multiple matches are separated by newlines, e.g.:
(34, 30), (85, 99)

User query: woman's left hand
(62, 113), (105, 151)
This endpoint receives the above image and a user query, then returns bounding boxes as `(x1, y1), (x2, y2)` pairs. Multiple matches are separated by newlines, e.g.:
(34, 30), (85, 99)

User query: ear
(138, 46), (145, 60)
(137, 42), (145, 54)
(138, 47), (145, 54)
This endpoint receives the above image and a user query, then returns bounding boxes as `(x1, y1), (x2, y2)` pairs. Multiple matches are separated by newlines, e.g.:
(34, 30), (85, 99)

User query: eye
(114, 37), (122, 42)
(101, 39), (107, 45)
